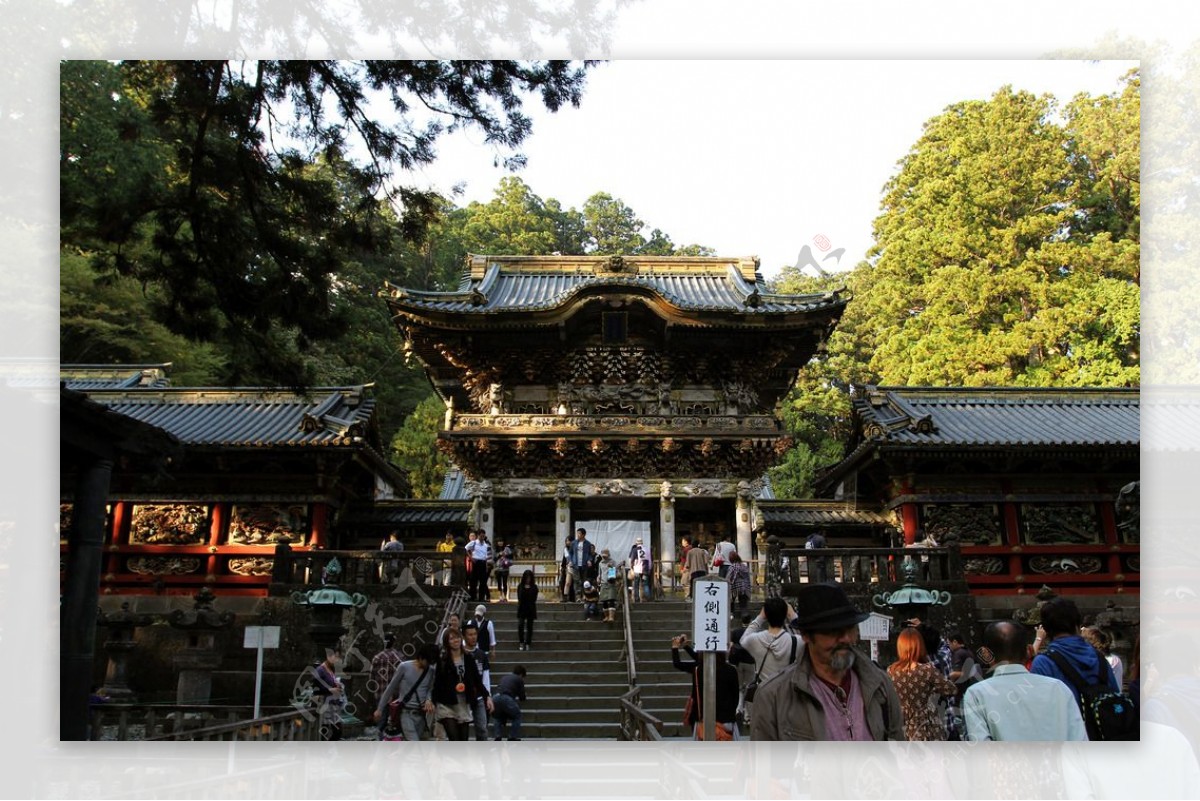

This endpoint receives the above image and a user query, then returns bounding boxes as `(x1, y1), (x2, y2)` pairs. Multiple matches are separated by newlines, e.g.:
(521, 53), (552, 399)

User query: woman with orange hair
(887, 627), (959, 741)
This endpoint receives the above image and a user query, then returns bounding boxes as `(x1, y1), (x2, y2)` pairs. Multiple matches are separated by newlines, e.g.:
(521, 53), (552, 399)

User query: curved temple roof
(384, 254), (845, 323)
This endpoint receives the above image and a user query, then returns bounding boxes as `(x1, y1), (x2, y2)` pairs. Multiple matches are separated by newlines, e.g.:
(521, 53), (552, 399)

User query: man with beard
(751, 583), (905, 741)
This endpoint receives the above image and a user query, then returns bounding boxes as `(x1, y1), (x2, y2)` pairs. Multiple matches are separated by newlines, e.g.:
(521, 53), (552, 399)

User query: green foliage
(60, 248), (227, 384)
(60, 59), (593, 387)
(770, 78), (1140, 498)
(581, 192), (644, 253)
(389, 395), (451, 499)
(457, 176), (574, 256)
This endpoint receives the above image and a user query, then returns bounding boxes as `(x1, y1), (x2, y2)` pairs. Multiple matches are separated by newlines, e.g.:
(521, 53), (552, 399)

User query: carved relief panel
(129, 503), (210, 545)
(228, 504), (309, 545)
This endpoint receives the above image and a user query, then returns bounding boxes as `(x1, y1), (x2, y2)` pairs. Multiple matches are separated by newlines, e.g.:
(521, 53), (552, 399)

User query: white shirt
(472, 541), (491, 560)
(963, 663), (1088, 741)
(714, 540), (736, 563)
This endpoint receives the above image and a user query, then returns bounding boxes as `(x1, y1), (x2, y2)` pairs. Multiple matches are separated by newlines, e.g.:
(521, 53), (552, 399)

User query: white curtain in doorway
(575, 520), (650, 566)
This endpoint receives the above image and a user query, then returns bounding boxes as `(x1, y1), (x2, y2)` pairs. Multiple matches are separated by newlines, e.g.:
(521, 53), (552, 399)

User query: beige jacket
(750, 648), (907, 741)
(684, 547), (711, 575)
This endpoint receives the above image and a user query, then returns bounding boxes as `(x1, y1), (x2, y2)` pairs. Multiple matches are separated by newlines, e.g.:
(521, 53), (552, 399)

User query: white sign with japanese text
(858, 612), (891, 642)
(243, 625), (281, 649)
(691, 578), (729, 652)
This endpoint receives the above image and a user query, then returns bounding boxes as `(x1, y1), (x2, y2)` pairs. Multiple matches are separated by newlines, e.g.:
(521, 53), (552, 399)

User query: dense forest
(61, 62), (1139, 499)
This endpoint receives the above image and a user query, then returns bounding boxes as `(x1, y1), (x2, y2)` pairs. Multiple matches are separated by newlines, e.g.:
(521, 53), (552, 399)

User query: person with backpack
(1031, 597), (1137, 740)
(627, 537), (653, 603)
(597, 548), (619, 623)
(963, 621), (1086, 741)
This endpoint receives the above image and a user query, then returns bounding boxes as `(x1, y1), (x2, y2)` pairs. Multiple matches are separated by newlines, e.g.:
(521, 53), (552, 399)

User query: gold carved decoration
(228, 557), (275, 577)
(127, 556), (202, 575)
(229, 504), (308, 546)
(130, 504), (209, 545)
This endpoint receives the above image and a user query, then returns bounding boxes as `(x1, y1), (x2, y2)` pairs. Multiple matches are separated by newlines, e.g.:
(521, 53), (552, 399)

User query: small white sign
(858, 612), (891, 642)
(244, 625), (281, 649)
(691, 579), (729, 652)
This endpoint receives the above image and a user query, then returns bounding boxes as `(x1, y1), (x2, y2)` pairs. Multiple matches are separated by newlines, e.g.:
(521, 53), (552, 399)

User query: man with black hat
(751, 583), (905, 741)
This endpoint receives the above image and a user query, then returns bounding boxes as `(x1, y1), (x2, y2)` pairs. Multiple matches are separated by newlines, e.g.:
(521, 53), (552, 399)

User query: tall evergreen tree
(771, 77), (1140, 498)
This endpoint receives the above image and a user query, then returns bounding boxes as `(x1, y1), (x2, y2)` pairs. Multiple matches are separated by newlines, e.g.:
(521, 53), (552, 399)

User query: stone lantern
(95, 601), (155, 701)
(872, 557), (952, 624)
(168, 586), (235, 705)
(290, 558), (368, 659)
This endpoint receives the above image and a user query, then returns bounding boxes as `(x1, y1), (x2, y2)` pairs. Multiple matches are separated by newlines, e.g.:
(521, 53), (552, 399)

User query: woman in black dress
(516, 569), (539, 650)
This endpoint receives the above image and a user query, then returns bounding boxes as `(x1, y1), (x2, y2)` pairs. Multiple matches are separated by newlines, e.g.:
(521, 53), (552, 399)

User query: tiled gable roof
(439, 467), (469, 500)
(852, 386), (1139, 448)
(757, 502), (896, 527)
(61, 364), (172, 390)
(79, 386), (378, 448)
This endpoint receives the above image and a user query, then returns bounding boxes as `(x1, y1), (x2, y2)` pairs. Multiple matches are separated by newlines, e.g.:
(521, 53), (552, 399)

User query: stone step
(486, 638), (626, 652)
(521, 682), (629, 698)
(452, 600), (716, 739)
(489, 658), (625, 672)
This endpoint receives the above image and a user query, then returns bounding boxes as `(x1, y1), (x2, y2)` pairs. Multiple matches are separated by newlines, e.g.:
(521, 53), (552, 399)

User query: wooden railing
(616, 569), (664, 741)
(268, 548), (566, 594)
(618, 687), (664, 741)
(89, 704), (319, 741)
(147, 707), (320, 742)
(770, 545), (962, 591)
(269, 548), (445, 587)
(765, 542), (1136, 596)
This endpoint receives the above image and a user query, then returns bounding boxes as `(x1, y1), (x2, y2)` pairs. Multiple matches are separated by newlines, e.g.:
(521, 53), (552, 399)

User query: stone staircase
(625, 600), (702, 738)
(465, 597), (745, 740)
(482, 599), (628, 739)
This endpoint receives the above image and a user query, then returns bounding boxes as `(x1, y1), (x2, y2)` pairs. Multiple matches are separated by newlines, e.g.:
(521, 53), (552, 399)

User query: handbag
(382, 665), (430, 741)
(743, 632), (798, 704)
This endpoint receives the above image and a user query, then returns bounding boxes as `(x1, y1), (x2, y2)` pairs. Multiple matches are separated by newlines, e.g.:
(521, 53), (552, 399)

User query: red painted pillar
(900, 504), (919, 545)
(1002, 500), (1023, 585)
(206, 503), (226, 581)
(310, 504), (329, 549)
(106, 502), (128, 580)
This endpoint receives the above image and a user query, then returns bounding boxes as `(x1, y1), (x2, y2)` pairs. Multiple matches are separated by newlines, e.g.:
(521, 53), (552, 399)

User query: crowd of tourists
(670, 584), (1139, 743)
(357, 604), (527, 742)
(363, 527), (1142, 745)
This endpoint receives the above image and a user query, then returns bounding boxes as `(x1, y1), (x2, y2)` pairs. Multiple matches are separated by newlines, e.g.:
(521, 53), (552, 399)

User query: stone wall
(95, 594), (446, 712)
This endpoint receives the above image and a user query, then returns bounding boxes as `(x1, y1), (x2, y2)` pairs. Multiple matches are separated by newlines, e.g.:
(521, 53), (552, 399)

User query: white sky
(407, 59), (1137, 280)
